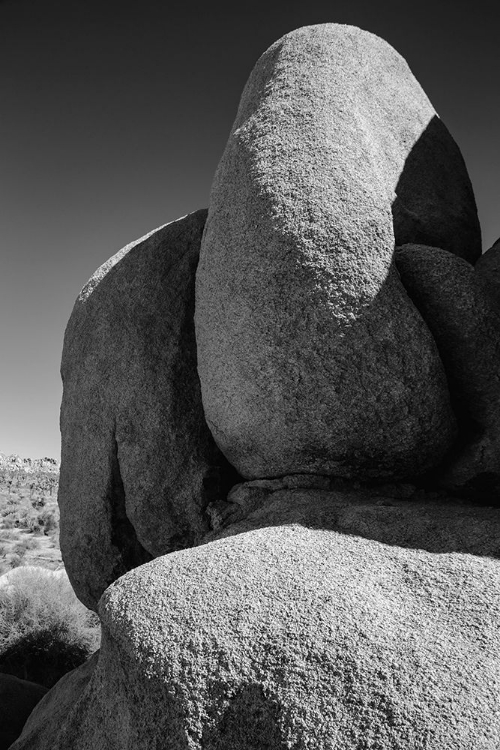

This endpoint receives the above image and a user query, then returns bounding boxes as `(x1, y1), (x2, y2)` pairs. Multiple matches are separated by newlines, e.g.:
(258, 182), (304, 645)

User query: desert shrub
(1, 516), (15, 529)
(30, 496), (46, 510)
(8, 553), (23, 568)
(24, 514), (43, 533)
(37, 508), (58, 535)
(0, 627), (91, 688)
(0, 567), (100, 687)
(15, 509), (40, 532)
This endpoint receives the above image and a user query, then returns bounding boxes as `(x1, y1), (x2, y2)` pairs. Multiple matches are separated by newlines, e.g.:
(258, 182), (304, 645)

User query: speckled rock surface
(12, 490), (500, 749)
(0, 674), (47, 750)
(396, 243), (500, 489)
(195, 23), (478, 481)
(59, 210), (237, 611)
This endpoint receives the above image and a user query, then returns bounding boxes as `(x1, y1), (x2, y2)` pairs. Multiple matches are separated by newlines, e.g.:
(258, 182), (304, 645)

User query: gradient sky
(1, 0), (499, 459)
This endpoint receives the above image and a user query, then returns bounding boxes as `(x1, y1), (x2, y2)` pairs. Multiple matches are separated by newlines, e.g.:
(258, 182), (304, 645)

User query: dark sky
(1, 0), (499, 458)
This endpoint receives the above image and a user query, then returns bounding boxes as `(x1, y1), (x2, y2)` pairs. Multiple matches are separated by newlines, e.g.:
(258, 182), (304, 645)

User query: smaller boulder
(0, 674), (47, 750)
(8, 654), (98, 750)
(396, 243), (500, 490)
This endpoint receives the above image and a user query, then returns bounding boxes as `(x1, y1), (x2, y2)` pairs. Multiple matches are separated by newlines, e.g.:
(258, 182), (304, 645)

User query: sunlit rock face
(11, 491), (500, 750)
(196, 23), (481, 482)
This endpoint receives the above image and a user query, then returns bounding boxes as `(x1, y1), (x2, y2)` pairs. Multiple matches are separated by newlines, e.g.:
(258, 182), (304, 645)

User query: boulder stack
(22, 22), (500, 750)
(195, 23), (481, 482)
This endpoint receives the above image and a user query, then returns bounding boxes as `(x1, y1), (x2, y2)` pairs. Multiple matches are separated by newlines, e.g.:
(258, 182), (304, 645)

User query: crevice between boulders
(108, 434), (153, 580)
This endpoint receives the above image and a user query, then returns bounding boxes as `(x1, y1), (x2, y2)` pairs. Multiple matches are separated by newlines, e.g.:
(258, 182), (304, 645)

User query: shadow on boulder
(202, 684), (287, 750)
(392, 114), (481, 261)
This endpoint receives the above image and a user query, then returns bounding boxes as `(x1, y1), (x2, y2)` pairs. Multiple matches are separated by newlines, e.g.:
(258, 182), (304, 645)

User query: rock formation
(16, 21), (500, 750)
(59, 210), (238, 611)
(0, 674), (47, 750)
(12, 490), (500, 750)
(396, 244), (500, 491)
(195, 23), (480, 482)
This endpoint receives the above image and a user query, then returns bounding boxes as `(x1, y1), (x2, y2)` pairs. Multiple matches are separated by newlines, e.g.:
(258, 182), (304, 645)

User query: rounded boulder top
(195, 23), (479, 482)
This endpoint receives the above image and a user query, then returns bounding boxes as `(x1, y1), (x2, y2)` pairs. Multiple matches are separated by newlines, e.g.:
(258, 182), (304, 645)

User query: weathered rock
(0, 674), (47, 750)
(59, 210), (238, 611)
(196, 23), (480, 481)
(13, 490), (500, 749)
(396, 243), (500, 490)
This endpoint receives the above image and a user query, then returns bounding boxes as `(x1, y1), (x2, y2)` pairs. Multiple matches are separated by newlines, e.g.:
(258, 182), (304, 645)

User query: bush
(0, 567), (100, 687)
(0, 628), (91, 688)
(30, 496), (46, 509)
(16, 510), (41, 533)
(8, 553), (23, 568)
(37, 508), (58, 535)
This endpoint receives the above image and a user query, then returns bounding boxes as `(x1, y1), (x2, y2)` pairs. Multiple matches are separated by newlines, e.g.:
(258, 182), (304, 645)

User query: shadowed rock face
(392, 114), (481, 259)
(0, 674), (47, 750)
(396, 244), (500, 491)
(195, 23), (481, 482)
(59, 210), (238, 611)
(475, 236), (500, 296)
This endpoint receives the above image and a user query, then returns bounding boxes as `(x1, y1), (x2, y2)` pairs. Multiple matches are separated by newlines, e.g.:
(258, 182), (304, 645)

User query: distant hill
(0, 453), (59, 474)
(0, 453), (59, 499)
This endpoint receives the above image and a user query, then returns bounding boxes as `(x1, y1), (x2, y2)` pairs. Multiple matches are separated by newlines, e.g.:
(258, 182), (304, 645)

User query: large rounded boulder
(195, 23), (480, 481)
(59, 210), (237, 611)
(11, 489), (500, 750)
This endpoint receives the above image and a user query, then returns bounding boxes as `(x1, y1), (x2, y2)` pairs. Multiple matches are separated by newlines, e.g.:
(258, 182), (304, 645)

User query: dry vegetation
(0, 459), (61, 574)
(0, 457), (101, 687)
